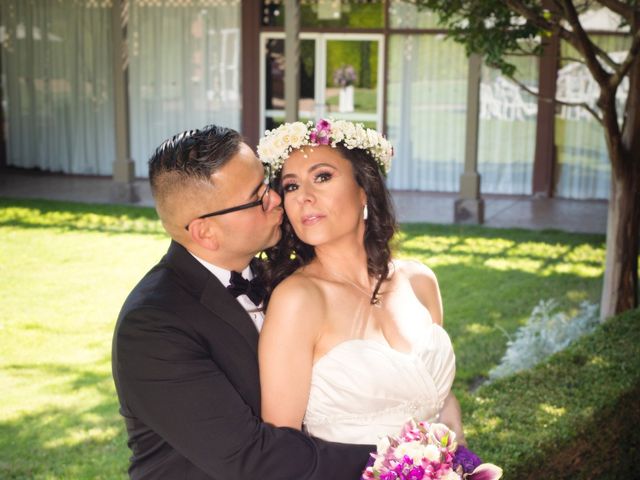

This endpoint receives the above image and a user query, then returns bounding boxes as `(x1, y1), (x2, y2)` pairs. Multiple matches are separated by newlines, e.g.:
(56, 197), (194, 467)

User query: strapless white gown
(303, 322), (456, 444)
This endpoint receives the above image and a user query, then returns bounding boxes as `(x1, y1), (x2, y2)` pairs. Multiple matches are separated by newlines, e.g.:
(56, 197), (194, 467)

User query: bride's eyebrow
(308, 163), (336, 173)
(281, 162), (336, 181)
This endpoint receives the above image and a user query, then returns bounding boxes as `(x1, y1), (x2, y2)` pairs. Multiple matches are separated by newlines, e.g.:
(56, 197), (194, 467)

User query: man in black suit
(112, 125), (372, 479)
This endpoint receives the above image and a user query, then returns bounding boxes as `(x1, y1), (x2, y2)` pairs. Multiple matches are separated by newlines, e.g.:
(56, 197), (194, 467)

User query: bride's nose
(296, 182), (316, 204)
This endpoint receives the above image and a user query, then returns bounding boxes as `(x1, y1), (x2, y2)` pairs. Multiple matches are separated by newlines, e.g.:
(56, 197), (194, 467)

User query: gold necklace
(325, 270), (383, 307)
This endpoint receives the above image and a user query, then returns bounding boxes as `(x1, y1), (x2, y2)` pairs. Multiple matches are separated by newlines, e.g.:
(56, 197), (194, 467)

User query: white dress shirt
(190, 253), (264, 331)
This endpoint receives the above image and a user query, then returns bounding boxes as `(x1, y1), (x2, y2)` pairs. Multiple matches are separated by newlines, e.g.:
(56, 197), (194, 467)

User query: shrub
(488, 299), (600, 381)
(466, 307), (640, 479)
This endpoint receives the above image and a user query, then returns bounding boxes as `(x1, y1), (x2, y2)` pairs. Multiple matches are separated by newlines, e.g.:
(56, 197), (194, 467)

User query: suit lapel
(163, 241), (259, 355)
(200, 275), (259, 354)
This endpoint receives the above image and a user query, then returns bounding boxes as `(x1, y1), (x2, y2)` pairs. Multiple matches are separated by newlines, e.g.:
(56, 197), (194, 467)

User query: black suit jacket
(112, 241), (372, 479)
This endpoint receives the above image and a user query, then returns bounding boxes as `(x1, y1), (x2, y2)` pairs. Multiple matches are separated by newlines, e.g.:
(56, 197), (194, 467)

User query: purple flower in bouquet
(333, 64), (357, 88)
(453, 445), (482, 474)
(361, 420), (502, 480)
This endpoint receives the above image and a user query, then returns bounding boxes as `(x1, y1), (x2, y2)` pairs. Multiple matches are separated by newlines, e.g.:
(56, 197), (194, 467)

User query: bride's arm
(259, 276), (323, 429)
(439, 391), (467, 447)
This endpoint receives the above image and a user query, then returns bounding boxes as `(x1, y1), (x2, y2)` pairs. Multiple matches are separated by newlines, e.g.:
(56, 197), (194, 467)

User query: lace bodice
(303, 322), (455, 444)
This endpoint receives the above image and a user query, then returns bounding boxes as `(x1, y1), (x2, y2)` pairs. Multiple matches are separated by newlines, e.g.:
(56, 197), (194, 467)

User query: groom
(112, 125), (372, 479)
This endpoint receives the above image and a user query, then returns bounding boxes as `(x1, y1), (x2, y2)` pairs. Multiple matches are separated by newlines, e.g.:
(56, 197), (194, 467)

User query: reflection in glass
(388, 0), (442, 29)
(261, 1), (383, 29)
(554, 35), (630, 199)
(325, 40), (378, 118)
(264, 38), (316, 131)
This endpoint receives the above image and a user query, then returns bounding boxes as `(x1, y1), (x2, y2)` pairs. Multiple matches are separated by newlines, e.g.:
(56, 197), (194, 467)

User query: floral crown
(257, 118), (393, 177)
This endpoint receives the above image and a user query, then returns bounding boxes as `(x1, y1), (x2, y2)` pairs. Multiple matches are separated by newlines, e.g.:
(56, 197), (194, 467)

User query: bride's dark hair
(262, 144), (398, 307)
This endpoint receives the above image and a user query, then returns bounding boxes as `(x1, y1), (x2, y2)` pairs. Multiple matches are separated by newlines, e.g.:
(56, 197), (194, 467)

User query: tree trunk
(601, 166), (640, 320)
(600, 55), (640, 320)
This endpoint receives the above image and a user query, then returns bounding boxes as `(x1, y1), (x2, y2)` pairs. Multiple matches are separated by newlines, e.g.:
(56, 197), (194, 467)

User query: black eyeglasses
(184, 174), (272, 230)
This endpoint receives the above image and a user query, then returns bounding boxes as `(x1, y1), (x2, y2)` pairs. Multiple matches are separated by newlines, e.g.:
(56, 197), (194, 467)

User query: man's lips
(301, 213), (324, 226)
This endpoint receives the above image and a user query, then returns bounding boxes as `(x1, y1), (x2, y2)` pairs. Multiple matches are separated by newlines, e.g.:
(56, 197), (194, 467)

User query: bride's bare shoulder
(392, 258), (443, 325)
(265, 270), (326, 332)
(392, 258), (438, 282)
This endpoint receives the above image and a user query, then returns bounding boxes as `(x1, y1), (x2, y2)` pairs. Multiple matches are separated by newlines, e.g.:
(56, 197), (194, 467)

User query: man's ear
(188, 219), (220, 251)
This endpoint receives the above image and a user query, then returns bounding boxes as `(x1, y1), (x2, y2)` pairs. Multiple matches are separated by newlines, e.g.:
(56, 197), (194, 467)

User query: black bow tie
(227, 271), (266, 306)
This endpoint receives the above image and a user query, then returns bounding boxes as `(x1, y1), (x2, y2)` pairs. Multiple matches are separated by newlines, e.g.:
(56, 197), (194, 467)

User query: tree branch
(591, 42), (621, 71)
(559, 0), (611, 85)
(505, 0), (619, 73)
(503, 0), (557, 32)
(506, 73), (604, 124)
(609, 27), (640, 90)
(594, 0), (635, 23)
(560, 55), (588, 65)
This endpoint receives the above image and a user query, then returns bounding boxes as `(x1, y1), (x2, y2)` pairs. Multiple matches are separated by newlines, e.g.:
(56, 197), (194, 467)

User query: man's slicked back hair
(148, 124), (243, 199)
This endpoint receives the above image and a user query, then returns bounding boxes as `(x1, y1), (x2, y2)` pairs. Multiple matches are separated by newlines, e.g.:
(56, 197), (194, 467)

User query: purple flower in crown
(314, 119), (332, 145)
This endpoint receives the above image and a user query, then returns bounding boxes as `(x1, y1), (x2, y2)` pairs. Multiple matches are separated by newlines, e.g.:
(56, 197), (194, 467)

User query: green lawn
(0, 198), (606, 479)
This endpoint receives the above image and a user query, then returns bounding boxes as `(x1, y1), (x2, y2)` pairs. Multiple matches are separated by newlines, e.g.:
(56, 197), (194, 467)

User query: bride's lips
(301, 213), (324, 226)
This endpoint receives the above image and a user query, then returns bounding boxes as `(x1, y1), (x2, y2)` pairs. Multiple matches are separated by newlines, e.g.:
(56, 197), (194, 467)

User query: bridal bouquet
(361, 420), (502, 480)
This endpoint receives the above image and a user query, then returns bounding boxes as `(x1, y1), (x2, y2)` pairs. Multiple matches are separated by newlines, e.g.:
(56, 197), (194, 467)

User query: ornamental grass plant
(0, 197), (618, 479)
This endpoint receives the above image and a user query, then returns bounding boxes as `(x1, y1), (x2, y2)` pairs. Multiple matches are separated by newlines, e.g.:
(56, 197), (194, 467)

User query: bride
(257, 119), (464, 448)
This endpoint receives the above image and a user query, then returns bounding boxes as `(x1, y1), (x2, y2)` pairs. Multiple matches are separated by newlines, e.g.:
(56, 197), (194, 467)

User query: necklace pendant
(372, 294), (382, 307)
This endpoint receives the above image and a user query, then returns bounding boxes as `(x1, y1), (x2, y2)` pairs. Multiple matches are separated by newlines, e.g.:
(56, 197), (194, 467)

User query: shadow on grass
(0, 197), (164, 236)
(0, 362), (130, 480)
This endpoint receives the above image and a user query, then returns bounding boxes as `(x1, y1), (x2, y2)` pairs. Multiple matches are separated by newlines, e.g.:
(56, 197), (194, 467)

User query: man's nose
(267, 188), (282, 210)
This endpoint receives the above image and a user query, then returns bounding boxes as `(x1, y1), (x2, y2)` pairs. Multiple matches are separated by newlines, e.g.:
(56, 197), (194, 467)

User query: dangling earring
(363, 204), (368, 221)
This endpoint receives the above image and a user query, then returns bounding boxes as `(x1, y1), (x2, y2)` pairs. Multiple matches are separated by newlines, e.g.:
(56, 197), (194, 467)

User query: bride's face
(280, 145), (367, 247)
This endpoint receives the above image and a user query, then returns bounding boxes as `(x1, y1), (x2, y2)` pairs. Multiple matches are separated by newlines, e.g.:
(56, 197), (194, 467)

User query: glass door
(260, 33), (384, 133)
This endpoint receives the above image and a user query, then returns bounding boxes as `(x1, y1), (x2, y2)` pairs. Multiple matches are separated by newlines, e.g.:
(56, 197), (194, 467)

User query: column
(110, 0), (138, 203)
(241, 0), (261, 148)
(284, 0), (300, 123)
(532, 32), (559, 197)
(454, 53), (484, 224)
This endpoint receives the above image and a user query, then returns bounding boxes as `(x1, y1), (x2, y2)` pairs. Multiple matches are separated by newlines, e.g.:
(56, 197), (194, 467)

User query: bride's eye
(314, 171), (333, 183)
(282, 182), (298, 193)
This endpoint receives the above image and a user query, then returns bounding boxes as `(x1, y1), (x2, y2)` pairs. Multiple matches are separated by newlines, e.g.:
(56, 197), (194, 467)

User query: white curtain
(128, 0), (241, 177)
(478, 59), (538, 195)
(0, 0), (115, 175)
(554, 35), (629, 199)
(386, 34), (468, 191)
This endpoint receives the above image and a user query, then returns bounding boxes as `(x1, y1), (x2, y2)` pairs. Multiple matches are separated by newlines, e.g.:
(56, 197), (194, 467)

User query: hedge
(466, 307), (640, 479)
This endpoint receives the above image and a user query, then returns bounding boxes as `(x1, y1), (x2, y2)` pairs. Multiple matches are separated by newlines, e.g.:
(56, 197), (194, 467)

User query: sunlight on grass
(509, 241), (570, 259)
(539, 403), (566, 418)
(452, 237), (515, 255)
(398, 234), (461, 254)
(484, 257), (544, 272)
(0, 199), (609, 479)
(546, 262), (603, 277)
(44, 425), (121, 449)
(465, 323), (493, 335)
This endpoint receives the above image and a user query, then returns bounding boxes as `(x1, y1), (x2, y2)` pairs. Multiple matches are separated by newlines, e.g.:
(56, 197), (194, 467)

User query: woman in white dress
(257, 119), (464, 447)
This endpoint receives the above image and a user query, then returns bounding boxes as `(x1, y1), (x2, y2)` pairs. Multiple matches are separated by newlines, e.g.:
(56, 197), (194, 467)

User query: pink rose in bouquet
(361, 420), (502, 480)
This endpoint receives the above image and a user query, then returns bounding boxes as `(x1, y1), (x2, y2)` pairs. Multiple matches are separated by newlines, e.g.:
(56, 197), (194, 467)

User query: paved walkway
(0, 169), (608, 234)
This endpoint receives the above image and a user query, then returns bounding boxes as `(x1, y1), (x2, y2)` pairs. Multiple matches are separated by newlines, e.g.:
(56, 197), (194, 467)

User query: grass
(0, 197), (607, 479)
(469, 307), (640, 479)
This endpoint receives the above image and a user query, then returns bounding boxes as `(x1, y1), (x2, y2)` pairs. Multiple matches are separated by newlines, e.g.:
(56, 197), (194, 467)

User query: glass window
(261, 0), (384, 29)
(554, 34), (630, 199)
(386, 34), (468, 192)
(388, 0), (443, 29)
(325, 39), (379, 118)
(128, 1), (241, 176)
(478, 56), (539, 195)
(0, 0), (115, 175)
